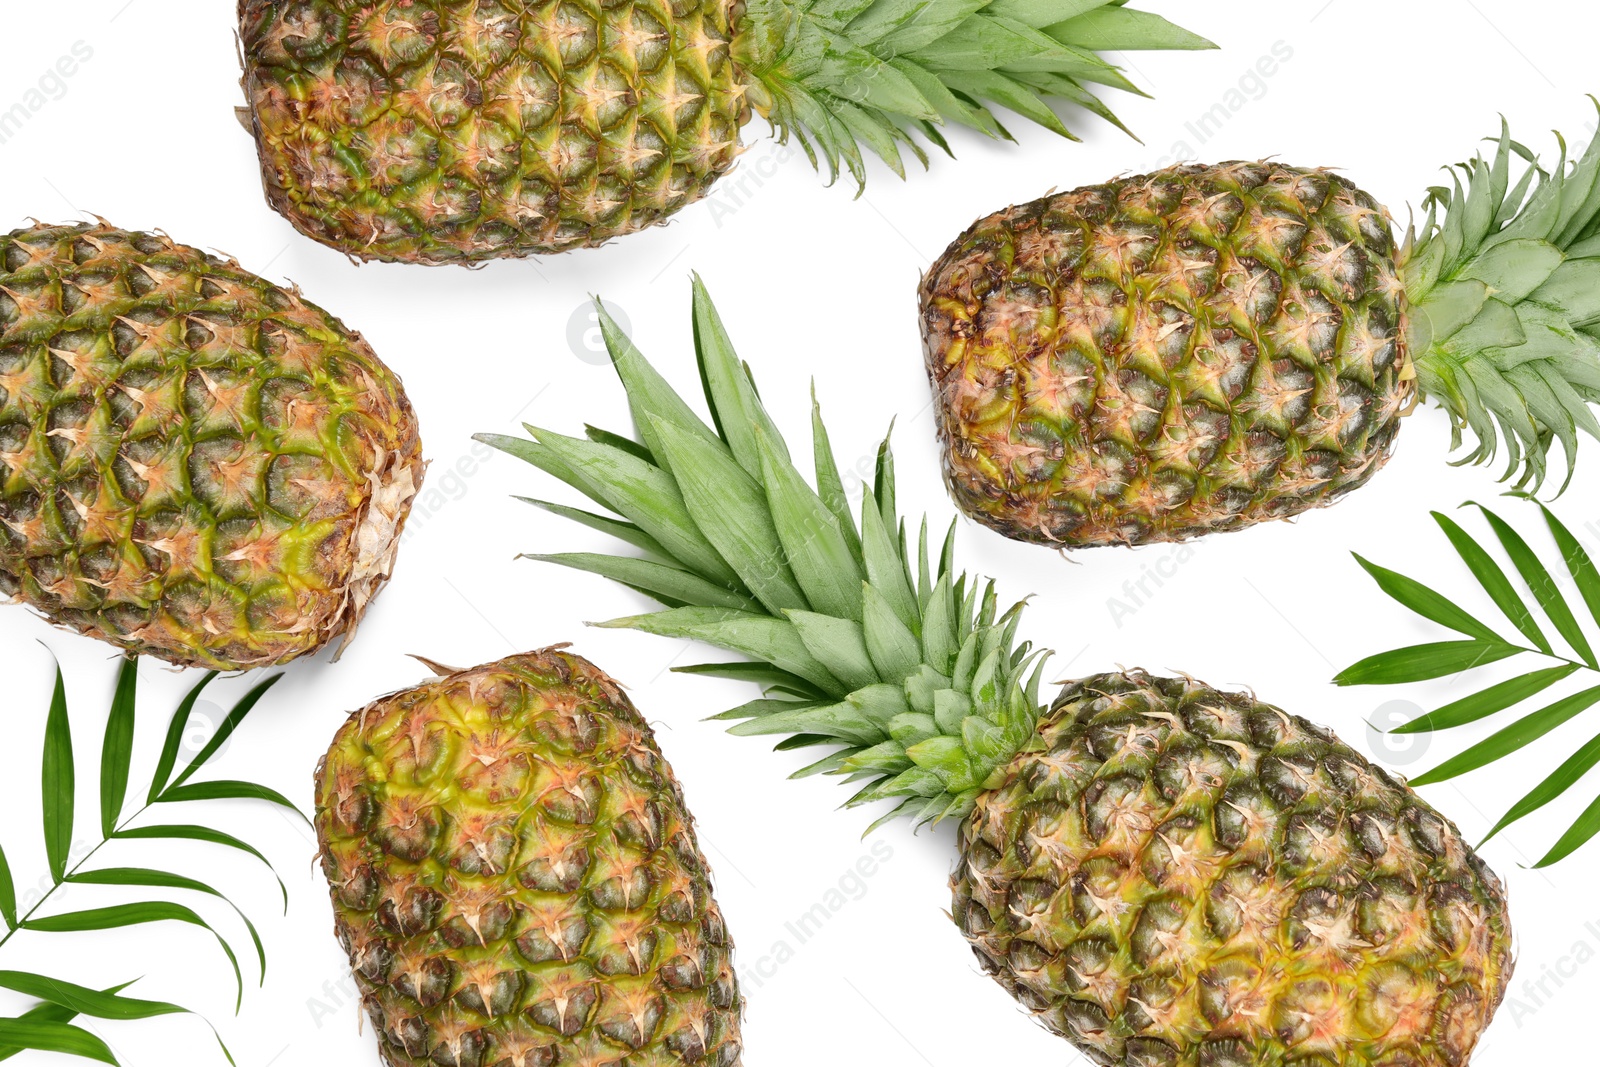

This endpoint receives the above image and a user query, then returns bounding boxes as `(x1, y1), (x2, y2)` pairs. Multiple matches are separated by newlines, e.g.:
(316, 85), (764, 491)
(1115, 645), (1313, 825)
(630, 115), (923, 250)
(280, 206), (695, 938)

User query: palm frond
(0, 653), (301, 1063)
(1338, 497), (1600, 865)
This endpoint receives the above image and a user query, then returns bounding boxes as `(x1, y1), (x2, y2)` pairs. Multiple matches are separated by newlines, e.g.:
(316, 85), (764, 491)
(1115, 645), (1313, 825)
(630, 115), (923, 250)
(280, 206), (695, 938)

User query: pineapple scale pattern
(954, 673), (1513, 1067)
(240, 0), (750, 264)
(0, 222), (421, 669)
(920, 164), (1415, 547)
(316, 650), (744, 1066)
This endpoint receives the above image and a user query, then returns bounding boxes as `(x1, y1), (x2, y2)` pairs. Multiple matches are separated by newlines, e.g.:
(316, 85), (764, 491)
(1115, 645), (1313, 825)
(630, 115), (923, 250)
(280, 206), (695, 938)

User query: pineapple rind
(239, 0), (749, 263)
(0, 221), (423, 670)
(240, 0), (1214, 262)
(316, 649), (743, 1066)
(956, 672), (1513, 1067)
(919, 162), (1412, 548)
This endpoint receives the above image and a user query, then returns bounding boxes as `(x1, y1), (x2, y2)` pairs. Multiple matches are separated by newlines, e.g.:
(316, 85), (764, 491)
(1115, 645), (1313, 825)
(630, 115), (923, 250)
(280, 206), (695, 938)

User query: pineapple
(236, 0), (1214, 264)
(0, 221), (423, 670)
(315, 648), (743, 1065)
(920, 115), (1600, 547)
(479, 281), (1514, 1065)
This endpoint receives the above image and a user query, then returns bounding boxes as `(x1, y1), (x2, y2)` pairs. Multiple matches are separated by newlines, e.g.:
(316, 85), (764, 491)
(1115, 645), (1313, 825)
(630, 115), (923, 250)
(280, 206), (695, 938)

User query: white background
(0, 1), (1597, 1063)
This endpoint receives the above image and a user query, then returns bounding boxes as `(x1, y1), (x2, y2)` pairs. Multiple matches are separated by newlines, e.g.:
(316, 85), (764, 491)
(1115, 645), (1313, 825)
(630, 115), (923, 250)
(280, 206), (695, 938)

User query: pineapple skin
(920, 164), (1414, 547)
(239, 0), (750, 265)
(954, 673), (1512, 1067)
(0, 222), (422, 670)
(315, 649), (744, 1066)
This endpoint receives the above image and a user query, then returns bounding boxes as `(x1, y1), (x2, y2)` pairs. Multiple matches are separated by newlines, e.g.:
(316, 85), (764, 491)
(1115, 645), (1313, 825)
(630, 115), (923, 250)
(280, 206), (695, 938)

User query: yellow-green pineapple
(237, 0), (1214, 263)
(921, 114), (1600, 547)
(316, 648), (743, 1065)
(0, 221), (423, 670)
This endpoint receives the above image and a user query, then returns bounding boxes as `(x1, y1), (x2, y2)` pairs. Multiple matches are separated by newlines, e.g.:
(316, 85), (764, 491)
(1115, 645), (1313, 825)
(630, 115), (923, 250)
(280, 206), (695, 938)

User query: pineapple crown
(1402, 106), (1600, 492)
(478, 279), (1050, 829)
(731, 0), (1214, 187)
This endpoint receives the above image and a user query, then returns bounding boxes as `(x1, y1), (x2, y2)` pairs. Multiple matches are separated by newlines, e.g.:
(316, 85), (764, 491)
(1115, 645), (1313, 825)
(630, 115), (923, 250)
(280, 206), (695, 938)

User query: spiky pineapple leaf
(485, 281), (1054, 828)
(1341, 498), (1600, 863)
(1406, 109), (1600, 490)
(739, 0), (1214, 188)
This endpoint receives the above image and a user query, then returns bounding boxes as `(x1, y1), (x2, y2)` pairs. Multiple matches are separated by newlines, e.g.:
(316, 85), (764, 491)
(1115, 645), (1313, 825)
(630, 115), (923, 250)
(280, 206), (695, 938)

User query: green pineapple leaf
(1340, 497), (1600, 863)
(1405, 108), (1600, 491)
(481, 282), (1053, 829)
(0, 652), (298, 1061)
(734, 0), (1214, 190)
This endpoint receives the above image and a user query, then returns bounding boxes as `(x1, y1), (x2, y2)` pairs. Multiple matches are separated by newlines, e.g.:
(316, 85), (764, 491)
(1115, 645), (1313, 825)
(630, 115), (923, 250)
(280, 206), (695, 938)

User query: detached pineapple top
(238, 0), (1213, 262)
(316, 649), (742, 1066)
(0, 221), (423, 669)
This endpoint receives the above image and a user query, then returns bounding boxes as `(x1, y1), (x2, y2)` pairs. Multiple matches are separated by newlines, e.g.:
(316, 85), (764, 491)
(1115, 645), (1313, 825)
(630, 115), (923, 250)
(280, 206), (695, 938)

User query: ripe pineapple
(921, 115), (1600, 546)
(0, 221), (423, 670)
(316, 648), (742, 1065)
(479, 282), (1514, 1065)
(236, 0), (1213, 264)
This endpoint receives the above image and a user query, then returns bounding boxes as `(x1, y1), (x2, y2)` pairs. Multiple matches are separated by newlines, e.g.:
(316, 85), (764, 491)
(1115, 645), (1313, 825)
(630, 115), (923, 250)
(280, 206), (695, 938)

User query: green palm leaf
(0, 652), (295, 1060)
(1341, 498), (1600, 864)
